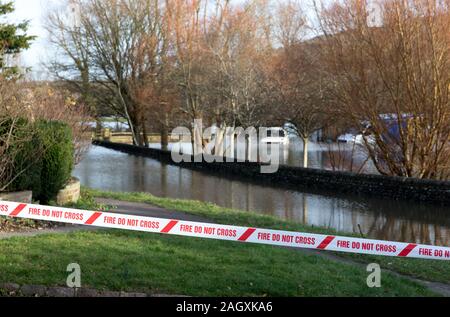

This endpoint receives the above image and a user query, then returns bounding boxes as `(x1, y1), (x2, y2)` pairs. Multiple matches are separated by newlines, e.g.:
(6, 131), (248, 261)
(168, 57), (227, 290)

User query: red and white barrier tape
(1, 200), (449, 261)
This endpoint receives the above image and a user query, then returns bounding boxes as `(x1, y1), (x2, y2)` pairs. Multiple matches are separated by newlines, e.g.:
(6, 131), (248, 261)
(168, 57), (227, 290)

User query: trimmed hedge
(35, 121), (74, 203)
(3, 119), (74, 204)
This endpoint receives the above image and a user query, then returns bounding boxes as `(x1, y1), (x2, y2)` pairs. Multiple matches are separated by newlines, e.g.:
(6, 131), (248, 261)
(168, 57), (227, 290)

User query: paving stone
(151, 294), (189, 297)
(0, 283), (20, 293)
(97, 291), (121, 297)
(76, 288), (100, 297)
(120, 291), (147, 297)
(0, 283), (157, 298)
(20, 285), (47, 297)
(47, 287), (76, 297)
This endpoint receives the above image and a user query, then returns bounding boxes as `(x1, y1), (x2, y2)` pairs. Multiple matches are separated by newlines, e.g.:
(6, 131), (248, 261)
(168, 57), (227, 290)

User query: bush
(34, 120), (74, 203)
(0, 118), (42, 194)
(8, 132), (43, 196)
(3, 119), (74, 204)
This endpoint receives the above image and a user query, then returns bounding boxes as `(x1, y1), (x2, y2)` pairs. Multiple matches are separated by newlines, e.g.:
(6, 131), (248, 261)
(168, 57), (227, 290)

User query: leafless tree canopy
(18, 84), (93, 164)
(315, 0), (450, 179)
(45, 0), (450, 179)
(0, 79), (35, 191)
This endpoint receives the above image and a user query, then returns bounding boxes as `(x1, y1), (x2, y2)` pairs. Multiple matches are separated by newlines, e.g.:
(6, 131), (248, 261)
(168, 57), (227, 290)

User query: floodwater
(73, 145), (450, 246)
(149, 138), (377, 173)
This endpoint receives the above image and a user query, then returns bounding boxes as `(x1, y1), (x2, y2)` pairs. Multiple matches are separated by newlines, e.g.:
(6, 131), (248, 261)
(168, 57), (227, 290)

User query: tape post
(0, 200), (449, 261)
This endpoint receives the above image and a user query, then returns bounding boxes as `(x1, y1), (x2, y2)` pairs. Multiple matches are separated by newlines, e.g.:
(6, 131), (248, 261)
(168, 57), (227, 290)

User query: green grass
(0, 230), (435, 296)
(0, 187), (445, 296)
(81, 188), (450, 285)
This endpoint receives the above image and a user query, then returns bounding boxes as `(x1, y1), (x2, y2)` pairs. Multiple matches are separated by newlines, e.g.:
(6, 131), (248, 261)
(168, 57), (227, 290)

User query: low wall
(93, 131), (185, 145)
(0, 191), (32, 203)
(56, 177), (81, 205)
(93, 141), (450, 205)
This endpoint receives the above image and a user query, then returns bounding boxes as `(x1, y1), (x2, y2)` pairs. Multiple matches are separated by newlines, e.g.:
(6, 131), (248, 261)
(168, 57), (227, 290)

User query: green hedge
(3, 119), (74, 204)
(35, 121), (74, 203)
(0, 118), (42, 194)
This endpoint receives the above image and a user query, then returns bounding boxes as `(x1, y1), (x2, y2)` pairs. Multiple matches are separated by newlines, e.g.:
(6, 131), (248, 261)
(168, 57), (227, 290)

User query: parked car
(260, 127), (290, 145)
(337, 133), (355, 143)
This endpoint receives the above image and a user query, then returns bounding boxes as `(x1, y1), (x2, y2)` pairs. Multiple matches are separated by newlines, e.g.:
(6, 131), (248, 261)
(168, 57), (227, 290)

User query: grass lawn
(83, 188), (450, 285)
(0, 229), (435, 296)
(0, 187), (446, 296)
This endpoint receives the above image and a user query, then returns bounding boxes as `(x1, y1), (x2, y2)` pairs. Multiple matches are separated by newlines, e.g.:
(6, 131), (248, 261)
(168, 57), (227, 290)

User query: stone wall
(0, 191), (32, 203)
(56, 177), (81, 205)
(93, 131), (185, 145)
(93, 141), (450, 204)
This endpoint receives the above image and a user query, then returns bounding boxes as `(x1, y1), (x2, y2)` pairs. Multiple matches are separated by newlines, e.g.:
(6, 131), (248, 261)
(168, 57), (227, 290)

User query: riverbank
(0, 228), (434, 296)
(83, 188), (450, 285)
(0, 188), (448, 296)
(93, 141), (450, 204)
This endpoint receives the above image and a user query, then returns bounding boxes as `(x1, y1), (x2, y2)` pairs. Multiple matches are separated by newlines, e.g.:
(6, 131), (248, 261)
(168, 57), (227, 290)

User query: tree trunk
(303, 137), (309, 168)
(161, 125), (169, 151)
(134, 122), (143, 147)
(117, 87), (139, 146)
(142, 121), (149, 148)
(161, 113), (170, 151)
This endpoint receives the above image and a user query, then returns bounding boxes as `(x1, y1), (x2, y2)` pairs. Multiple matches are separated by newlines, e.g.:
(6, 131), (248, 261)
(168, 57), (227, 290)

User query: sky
(10, 0), (61, 78)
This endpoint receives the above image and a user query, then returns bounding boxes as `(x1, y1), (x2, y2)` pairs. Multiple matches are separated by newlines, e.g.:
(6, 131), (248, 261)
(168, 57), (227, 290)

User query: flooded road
(74, 145), (450, 246)
(149, 138), (376, 173)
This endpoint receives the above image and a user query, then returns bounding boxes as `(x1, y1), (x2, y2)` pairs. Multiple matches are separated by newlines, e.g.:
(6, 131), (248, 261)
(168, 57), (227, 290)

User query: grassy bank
(0, 188), (446, 296)
(83, 188), (450, 285)
(0, 227), (434, 296)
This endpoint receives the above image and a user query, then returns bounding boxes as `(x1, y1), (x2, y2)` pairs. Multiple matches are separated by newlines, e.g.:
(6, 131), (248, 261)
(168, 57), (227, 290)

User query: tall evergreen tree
(0, 1), (35, 77)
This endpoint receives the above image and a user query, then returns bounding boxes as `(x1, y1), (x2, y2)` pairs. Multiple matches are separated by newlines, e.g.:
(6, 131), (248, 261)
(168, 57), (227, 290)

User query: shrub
(0, 118), (42, 193)
(8, 130), (43, 196)
(2, 119), (74, 204)
(34, 120), (74, 203)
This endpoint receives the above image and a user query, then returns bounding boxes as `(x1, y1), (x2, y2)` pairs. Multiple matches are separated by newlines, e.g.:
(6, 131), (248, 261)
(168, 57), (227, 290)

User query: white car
(337, 133), (356, 143)
(260, 128), (290, 145)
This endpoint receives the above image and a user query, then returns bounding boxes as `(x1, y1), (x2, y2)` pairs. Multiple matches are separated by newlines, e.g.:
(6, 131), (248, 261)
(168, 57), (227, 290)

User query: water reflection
(74, 146), (450, 246)
(150, 138), (376, 173)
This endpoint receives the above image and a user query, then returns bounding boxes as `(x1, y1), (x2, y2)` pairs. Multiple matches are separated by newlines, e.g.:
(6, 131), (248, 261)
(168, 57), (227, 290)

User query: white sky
(11, 0), (61, 78)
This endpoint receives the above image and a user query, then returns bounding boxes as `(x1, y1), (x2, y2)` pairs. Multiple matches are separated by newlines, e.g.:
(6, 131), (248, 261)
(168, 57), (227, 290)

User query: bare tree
(19, 83), (92, 164)
(316, 0), (450, 179)
(45, 0), (96, 117)
(266, 1), (331, 168)
(0, 1), (39, 191)
(0, 79), (37, 191)
(202, 1), (273, 155)
(82, 0), (148, 146)
(47, 0), (173, 147)
(165, 0), (211, 152)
